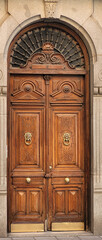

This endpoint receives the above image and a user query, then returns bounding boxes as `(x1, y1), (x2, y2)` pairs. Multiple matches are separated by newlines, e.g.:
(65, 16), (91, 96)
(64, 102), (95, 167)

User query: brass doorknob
(26, 177), (31, 183)
(65, 177), (70, 183)
(49, 166), (52, 170)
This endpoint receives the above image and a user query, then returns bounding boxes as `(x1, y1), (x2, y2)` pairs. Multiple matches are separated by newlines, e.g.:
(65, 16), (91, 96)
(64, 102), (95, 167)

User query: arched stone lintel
(60, 15), (97, 64)
(3, 14), (41, 60)
(4, 15), (97, 66)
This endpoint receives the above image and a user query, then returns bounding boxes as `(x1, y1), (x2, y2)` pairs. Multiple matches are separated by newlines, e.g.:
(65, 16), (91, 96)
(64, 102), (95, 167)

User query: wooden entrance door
(48, 75), (85, 231)
(8, 25), (89, 232)
(8, 73), (86, 232)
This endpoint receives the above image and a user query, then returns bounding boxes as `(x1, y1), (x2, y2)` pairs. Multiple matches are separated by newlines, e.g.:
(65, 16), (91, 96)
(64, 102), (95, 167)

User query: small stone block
(94, 87), (98, 95)
(99, 87), (102, 94)
(2, 86), (7, 94)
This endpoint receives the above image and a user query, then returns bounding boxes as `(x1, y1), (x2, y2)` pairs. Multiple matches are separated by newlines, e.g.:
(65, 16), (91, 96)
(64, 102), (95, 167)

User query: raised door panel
(10, 75), (45, 103)
(10, 107), (45, 172)
(68, 189), (82, 215)
(49, 76), (84, 104)
(11, 188), (27, 221)
(52, 184), (84, 221)
(49, 106), (84, 172)
(15, 190), (26, 216)
(11, 186), (45, 222)
(54, 190), (66, 216)
(29, 190), (42, 216)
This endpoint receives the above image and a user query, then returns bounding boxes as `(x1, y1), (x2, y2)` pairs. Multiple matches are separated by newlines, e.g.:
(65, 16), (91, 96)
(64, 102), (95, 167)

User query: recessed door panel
(10, 75), (45, 103)
(49, 75), (84, 104)
(10, 107), (45, 171)
(11, 186), (45, 222)
(29, 190), (42, 216)
(52, 184), (84, 220)
(15, 190), (27, 216)
(49, 107), (84, 171)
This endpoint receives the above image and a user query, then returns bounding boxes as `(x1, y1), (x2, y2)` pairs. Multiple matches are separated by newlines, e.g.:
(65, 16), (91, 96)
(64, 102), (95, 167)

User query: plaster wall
(0, 0), (102, 236)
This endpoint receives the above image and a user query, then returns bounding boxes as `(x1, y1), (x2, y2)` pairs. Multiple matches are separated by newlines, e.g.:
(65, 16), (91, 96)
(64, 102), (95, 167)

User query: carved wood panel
(10, 75), (45, 103)
(15, 190), (26, 216)
(49, 106), (84, 171)
(52, 184), (84, 221)
(29, 190), (41, 215)
(10, 107), (45, 171)
(49, 75), (84, 104)
(10, 186), (44, 222)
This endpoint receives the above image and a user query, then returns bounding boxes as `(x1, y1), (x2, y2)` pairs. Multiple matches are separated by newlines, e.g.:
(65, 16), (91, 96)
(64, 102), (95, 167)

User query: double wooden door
(8, 73), (86, 232)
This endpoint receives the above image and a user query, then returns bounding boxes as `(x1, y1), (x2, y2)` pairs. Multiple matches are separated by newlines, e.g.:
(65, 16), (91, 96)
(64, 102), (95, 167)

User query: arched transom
(10, 26), (85, 69)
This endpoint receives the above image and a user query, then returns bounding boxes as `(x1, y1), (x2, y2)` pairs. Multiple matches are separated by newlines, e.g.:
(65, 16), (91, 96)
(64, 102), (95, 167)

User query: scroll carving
(27, 43), (65, 69)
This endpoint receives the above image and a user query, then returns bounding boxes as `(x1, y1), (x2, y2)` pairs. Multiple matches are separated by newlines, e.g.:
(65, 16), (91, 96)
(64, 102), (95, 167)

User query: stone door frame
(0, 16), (100, 236)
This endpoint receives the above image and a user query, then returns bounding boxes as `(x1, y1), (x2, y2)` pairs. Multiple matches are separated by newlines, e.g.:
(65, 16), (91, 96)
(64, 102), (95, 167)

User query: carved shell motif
(10, 27), (85, 69)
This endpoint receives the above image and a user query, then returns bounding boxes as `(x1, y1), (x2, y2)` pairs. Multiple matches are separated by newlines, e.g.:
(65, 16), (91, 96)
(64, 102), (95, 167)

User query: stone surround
(0, 0), (102, 236)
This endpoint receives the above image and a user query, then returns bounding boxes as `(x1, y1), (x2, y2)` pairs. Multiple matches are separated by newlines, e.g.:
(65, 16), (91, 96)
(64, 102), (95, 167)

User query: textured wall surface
(0, 0), (102, 236)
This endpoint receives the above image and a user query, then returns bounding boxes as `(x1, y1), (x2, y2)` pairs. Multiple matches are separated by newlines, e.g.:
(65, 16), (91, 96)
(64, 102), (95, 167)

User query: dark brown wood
(7, 21), (90, 232)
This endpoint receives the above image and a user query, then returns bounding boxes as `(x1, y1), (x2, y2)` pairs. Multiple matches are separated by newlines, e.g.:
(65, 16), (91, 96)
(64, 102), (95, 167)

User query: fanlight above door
(10, 26), (85, 69)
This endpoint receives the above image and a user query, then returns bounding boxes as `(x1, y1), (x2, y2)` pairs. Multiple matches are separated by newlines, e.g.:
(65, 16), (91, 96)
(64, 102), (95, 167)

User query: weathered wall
(0, 0), (102, 236)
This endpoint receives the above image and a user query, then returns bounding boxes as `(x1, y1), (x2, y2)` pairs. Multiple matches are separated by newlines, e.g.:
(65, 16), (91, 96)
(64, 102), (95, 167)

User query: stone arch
(5, 17), (96, 63)
(7, 18), (91, 232)
(9, 25), (85, 69)
(8, 20), (89, 70)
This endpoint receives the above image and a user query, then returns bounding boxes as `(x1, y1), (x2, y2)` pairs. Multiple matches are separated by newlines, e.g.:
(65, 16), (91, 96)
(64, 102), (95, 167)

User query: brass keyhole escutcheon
(26, 177), (31, 183)
(63, 133), (70, 146)
(24, 132), (32, 146)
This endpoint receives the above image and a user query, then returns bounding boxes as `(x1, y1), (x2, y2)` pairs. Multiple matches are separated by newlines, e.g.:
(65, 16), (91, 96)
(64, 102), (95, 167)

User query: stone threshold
(8, 231), (93, 237)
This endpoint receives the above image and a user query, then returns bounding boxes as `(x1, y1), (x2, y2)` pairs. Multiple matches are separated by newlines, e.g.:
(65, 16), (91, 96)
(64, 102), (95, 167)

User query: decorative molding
(43, 74), (51, 84)
(0, 97), (7, 191)
(50, 80), (84, 98)
(29, 43), (64, 65)
(44, 0), (59, 18)
(94, 189), (102, 193)
(1, 86), (102, 96)
(93, 97), (102, 185)
(0, 87), (7, 95)
(0, 70), (3, 80)
(0, 96), (7, 115)
(98, 70), (102, 81)
(10, 79), (44, 101)
(94, 87), (102, 95)
(0, 178), (7, 191)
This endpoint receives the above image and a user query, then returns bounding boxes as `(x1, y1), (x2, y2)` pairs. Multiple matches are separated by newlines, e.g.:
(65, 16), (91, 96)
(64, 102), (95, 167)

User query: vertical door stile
(44, 74), (50, 229)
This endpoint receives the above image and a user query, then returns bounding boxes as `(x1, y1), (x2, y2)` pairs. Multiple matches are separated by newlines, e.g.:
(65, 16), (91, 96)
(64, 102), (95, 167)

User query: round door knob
(49, 165), (52, 170)
(26, 177), (31, 183)
(65, 177), (70, 183)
